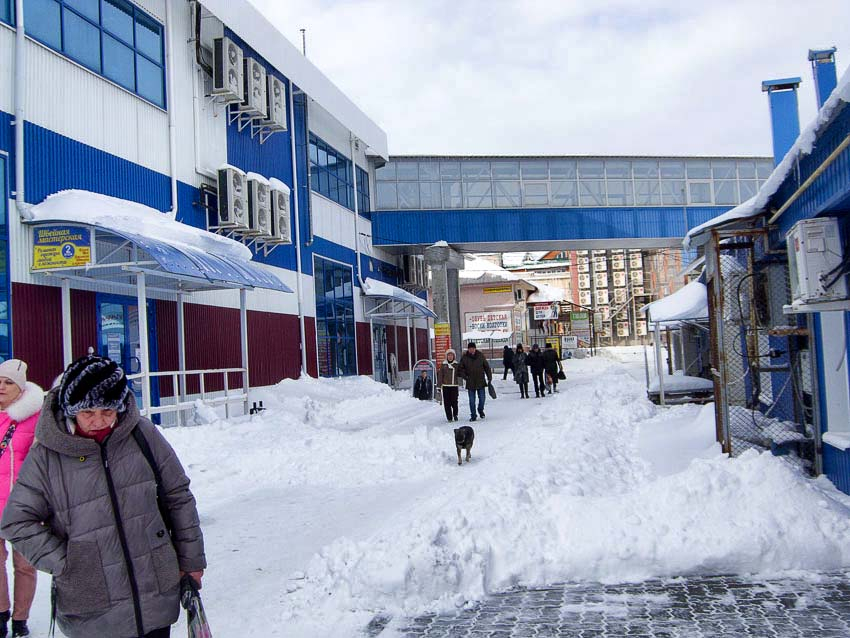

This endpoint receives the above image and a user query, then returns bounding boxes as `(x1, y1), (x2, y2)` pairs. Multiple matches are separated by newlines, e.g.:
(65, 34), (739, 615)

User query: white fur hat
(0, 359), (28, 389)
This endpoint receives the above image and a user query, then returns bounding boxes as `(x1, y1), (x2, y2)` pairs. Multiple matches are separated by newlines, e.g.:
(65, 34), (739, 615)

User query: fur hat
(0, 359), (27, 389)
(445, 348), (457, 361)
(59, 356), (131, 418)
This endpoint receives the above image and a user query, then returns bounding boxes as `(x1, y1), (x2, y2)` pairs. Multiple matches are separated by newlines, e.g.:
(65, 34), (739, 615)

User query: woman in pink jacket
(0, 360), (43, 638)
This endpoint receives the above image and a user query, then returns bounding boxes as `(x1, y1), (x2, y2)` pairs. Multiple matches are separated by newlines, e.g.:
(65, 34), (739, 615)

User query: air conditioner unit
(594, 258), (607, 272)
(595, 273), (608, 288)
(212, 37), (244, 104)
(247, 175), (272, 236)
(617, 322), (631, 337)
(630, 270), (644, 284)
(787, 217), (848, 306)
(242, 57), (268, 118)
(629, 254), (643, 269)
(636, 320), (647, 336)
(577, 262), (589, 273)
(217, 166), (248, 228)
(612, 257), (625, 270)
(578, 274), (591, 289)
(263, 74), (287, 131)
(597, 305), (610, 320)
(579, 291), (592, 306)
(613, 271), (627, 287)
(633, 286), (646, 296)
(269, 181), (292, 243)
(596, 289), (609, 305)
(614, 288), (627, 304)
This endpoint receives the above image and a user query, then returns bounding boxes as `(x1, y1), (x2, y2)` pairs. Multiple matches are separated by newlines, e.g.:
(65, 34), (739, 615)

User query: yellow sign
(483, 285), (512, 294)
(434, 322), (451, 336)
(32, 226), (92, 271)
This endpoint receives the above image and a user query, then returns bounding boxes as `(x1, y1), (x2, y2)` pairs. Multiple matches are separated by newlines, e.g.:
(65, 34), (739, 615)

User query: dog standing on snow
(454, 426), (475, 465)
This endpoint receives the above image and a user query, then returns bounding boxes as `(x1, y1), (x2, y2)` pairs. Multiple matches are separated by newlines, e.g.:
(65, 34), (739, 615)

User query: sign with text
(483, 285), (512, 294)
(532, 303), (558, 320)
(32, 225), (92, 271)
(434, 322), (452, 364)
(465, 311), (511, 333)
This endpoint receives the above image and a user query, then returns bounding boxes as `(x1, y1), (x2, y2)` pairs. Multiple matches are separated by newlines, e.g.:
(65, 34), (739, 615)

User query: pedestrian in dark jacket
(527, 344), (546, 398)
(543, 343), (563, 394)
(436, 349), (460, 422)
(513, 344), (530, 398)
(458, 343), (492, 422)
(413, 370), (433, 401)
(0, 356), (206, 638)
(501, 345), (515, 381)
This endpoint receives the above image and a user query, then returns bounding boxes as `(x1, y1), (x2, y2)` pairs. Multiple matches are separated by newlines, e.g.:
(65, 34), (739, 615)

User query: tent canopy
(641, 281), (708, 325)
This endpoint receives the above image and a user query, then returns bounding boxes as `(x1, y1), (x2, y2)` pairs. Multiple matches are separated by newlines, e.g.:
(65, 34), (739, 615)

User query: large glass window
(309, 133), (358, 212)
(397, 182), (420, 209)
(688, 181), (712, 204)
(739, 180), (758, 201)
(462, 161), (490, 180)
(494, 181), (520, 207)
(314, 257), (357, 377)
(465, 181), (492, 208)
(579, 180), (605, 206)
(19, 0), (166, 107)
(523, 182), (549, 206)
(492, 161), (520, 179)
(714, 180), (738, 204)
(549, 160), (576, 179)
(419, 182), (441, 208)
(356, 167), (371, 215)
(659, 160), (685, 179)
(550, 181), (578, 206)
(662, 180), (686, 205)
(578, 160), (604, 179)
(607, 180), (634, 206)
(441, 181), (463, 208)
(521, 161), (548, 180)
(376, 182), (397, 209)
(0, 0), (13, 23)
(635, 180), (661, 205)
(418, 161), (440, 181)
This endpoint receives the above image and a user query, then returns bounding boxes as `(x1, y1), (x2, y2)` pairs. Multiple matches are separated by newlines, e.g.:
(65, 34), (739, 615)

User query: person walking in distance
(436, 349), (460, 422)
(527, 343), (546, 398)
(0, 360), (43, 638)
(513, 344), (530, 399)
(543, 342), (563, 394)
(501, 345), (514, 381)
(458, 342), (492, 422)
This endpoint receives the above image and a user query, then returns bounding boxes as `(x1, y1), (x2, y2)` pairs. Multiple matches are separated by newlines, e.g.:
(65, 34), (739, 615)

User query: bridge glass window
(492, 162), (520, 179)
(419, 182), (442, 208)
(736, 160), (756, 179)
(579, 180), (605, 206)
(607, 180), (634, 206)
(739, 180), (758, 201)
(635, 180), (661, 205)
(494, 181), (521, 207)
(757, 160), (774, 179)
(605, 161), (631, 179)
(633, 160), (658, 178)
(521, 161), (548, 180)
(376, 164), (396, 181)
(418, 162), (440, 181)
(376, 183), (398, 209)
(462, 162), (490, 180)
(465, 181), (493, 208)
(578, 160), (604, 179)
(711, 160), (737, 179)
(550, 181), (578, 206)
(440, 162), (461, 180)
(397, 182), (420, 209)
(441, 181), (463, 208)
(714, 180), (738, 204)
(659, 160), (685, 179)
(549, 160), (577, 179)
(395, 162), (418, 180)
(686, 160), (711, 179)
(662, 180), (686, 205)
(688, 181), (711, 204)
(523, 182), (549, 206)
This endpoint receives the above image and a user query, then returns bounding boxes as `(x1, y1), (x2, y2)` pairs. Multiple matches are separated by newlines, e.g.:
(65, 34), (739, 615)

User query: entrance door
(97, 295), (158, 408)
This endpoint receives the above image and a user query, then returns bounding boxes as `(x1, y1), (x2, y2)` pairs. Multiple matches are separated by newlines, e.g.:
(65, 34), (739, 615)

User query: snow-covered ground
(25, 349), (850, 636)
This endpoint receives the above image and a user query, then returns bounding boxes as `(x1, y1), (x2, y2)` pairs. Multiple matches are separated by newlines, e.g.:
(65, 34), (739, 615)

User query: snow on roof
(641, 281), (708, 324)
(460, 256), (521, 283)
(361, 278), (436, 318)
(685, 62), (850, 248)
(527, 282), (564, 303)
(648, 374), (714, 394)
(29, 190), (252, 261)
(268, 178), (291, 194)
(199, 0), (388, 159)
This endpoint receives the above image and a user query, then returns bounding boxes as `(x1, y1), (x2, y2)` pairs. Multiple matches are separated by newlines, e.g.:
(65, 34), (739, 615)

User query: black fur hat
(59, 355), (131, 417)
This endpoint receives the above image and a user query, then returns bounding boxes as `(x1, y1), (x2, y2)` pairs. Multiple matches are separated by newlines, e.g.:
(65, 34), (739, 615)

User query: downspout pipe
(291, 87), (309, 376)
(164, 0), (178, 220)
(191, 1), (216, 180)
(350, 135), (366, 288)
(14, 0), (31, 220)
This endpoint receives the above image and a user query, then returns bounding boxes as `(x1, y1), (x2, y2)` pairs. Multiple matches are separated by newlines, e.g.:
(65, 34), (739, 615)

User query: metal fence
(707, 229), (818, 474)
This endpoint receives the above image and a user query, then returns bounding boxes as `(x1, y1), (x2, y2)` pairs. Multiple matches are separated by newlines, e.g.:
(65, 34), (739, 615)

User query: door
(97, 295), (158, 409)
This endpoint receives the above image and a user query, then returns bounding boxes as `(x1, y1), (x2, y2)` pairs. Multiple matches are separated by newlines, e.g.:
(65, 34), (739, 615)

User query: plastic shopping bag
(181, 575), (213, 638)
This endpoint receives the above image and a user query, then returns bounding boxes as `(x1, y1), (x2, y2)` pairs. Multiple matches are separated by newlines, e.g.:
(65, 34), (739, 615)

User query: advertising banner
(532, 303), (558, 320)
(483, 285), (512, 294)
(32, 225), (92, 271)
(465, 311), (511, 333)
(434, 322), (452, 364)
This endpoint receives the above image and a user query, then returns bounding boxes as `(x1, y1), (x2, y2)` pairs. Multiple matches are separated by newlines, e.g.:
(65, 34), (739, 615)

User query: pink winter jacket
(0, 382), (45, 515)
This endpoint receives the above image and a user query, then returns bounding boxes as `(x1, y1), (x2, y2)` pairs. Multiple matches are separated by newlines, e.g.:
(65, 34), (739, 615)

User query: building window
(309, 133), (356, 211)
(0, 155), (11, 362)
(0, 0), (13, 24)
(17, 0), (166, 108)
(313, 257), (357, 377)
(356, 166), (371, 215)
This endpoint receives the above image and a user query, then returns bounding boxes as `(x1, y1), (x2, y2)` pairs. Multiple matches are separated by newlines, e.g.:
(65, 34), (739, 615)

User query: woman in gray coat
(0, 356), (206, 638)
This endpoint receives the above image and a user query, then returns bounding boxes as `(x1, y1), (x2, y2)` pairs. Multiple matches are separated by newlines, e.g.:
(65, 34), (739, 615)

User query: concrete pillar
(424, 243), (465, 353)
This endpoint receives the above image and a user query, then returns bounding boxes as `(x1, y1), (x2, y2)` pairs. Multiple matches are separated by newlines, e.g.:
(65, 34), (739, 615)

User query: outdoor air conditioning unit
(247, 174), (272, 236)
(217, 166), (248, 228)
(787, 217), (848, 307)
(617, 322), (631, 337)
(612, 256), (625, 270)
(242, 57), (268, 118)
(595, 273), (608, 288)
(577, 262), (589, 273)
(403, 255), (427, 287)
(633, 286), (646, 296)
(263, 74), (287, 131)
(629, 254), (643, 269)
(596, 289), (609, 305)
(594, 257), (607, 271)
(579, 291), (592, 306)
(212, 37), (244, 104)
(613, 271), (627, 287)
(636, 320), (647, 336)
(269, 180), (292, 243)
(598, 305), (610, 320)
(631, 270), (644, 284)
(578, 274), (591, 289)
(614, 288), (627, 304)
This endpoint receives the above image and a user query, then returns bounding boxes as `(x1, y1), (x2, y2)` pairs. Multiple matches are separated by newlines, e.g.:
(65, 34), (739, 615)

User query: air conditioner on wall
(212, 37), (244, 104)
(612, 256), (625, 270)
(786, 218), (849, 310)
(631, 270), (643, 284)
(613, 271), (627, 287)
(578, 274), (591, 289)
(247, 175), (272, 236)
(596, 289), (609, 305)
(242, 57), (268, 118)
(270, 182), (292, 243)
(617, 322), (631, 337)
(263, 75), (287, 131)
(614, 288), (627, 304)
(595, 273), (608, 288)
(217, 166), (248, 228)
(579, 291), (592, 306)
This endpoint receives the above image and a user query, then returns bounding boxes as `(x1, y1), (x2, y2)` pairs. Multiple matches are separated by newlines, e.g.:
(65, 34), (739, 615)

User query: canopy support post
(240, 288), (249, 415)
(654, 321), (665, 406)
(176, 292), (186, 426)
(413, 317), (419, 366)
(137, 272), (152, 417)
(61, 278), (72, 368)
(369, 317), (376, 381)
(407, 315), (414, 389)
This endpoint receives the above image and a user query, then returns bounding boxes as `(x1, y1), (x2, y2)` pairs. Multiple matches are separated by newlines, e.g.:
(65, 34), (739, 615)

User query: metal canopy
(362, 277), (437, 319)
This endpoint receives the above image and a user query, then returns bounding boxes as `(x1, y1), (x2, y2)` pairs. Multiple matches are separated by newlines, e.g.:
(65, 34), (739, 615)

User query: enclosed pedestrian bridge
(370, 155), (774, 253)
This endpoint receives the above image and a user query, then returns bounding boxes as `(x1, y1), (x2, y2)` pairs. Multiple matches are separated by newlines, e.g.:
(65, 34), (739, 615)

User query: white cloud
(249, 0), (850, 157)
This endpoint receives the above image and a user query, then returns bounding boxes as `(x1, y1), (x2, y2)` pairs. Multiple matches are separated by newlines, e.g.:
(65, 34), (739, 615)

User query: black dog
(454, 426), (475, 466)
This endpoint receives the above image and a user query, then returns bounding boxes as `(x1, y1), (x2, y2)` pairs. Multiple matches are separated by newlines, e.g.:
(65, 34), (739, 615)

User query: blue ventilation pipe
(761, 77), (802, 165)
(808, 47), (838, 109)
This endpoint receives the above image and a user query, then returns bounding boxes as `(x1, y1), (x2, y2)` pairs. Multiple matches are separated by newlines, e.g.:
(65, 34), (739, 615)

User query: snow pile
(648, 374), (713, 393)
(460, 255), (522, 283)
(527, 281), (564, 303)
(641, 281), (708, 324)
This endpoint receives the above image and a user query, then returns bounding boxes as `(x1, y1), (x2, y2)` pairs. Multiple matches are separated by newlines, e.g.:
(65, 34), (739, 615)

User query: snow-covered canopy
(527, 282), (564, 303)
(685, 63), (850, 248)
(30, 190), (252, 261)
(641, 281), (708, 324)
(460, 255), (521, 283)
(362, 278), (436, 318)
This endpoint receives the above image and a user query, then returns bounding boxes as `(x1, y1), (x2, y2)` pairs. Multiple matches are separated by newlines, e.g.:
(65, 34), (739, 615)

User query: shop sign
(533, 303), (558, 320)
(562, 336), (579, 350)
(465, 311), (511, 332)
(570, 311), (590, 330)
(483, 285), (512, 294)
(32, 225), (92, 271)
(434, 322), (452, 364)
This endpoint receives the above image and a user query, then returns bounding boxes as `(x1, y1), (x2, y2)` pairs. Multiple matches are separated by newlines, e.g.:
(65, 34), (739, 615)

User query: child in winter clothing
(436, 349), (460, 422)
(0, 359), (43, 638)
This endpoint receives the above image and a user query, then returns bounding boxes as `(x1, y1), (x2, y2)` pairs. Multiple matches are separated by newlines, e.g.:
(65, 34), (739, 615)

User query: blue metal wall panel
(823, 444), (850, 495)
(371, 206), (730, 247)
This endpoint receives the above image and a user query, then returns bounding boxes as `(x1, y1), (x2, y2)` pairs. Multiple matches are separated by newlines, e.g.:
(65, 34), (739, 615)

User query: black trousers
(519, 381), (529, 397)
(531, 371), (545, 395)
(547, 371), (559, 392)
(145, 628), (171, 638)
(442, 386), (459, 420)
(502, 363), (514, 380)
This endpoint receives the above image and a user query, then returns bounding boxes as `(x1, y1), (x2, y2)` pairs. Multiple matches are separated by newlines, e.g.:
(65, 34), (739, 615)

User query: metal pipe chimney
(808, 47), (838, 109)
(761, 77), (802, 165)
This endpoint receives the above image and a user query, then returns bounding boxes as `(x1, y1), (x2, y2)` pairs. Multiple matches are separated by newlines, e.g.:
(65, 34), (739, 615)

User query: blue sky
(251, 0), (850, 158)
